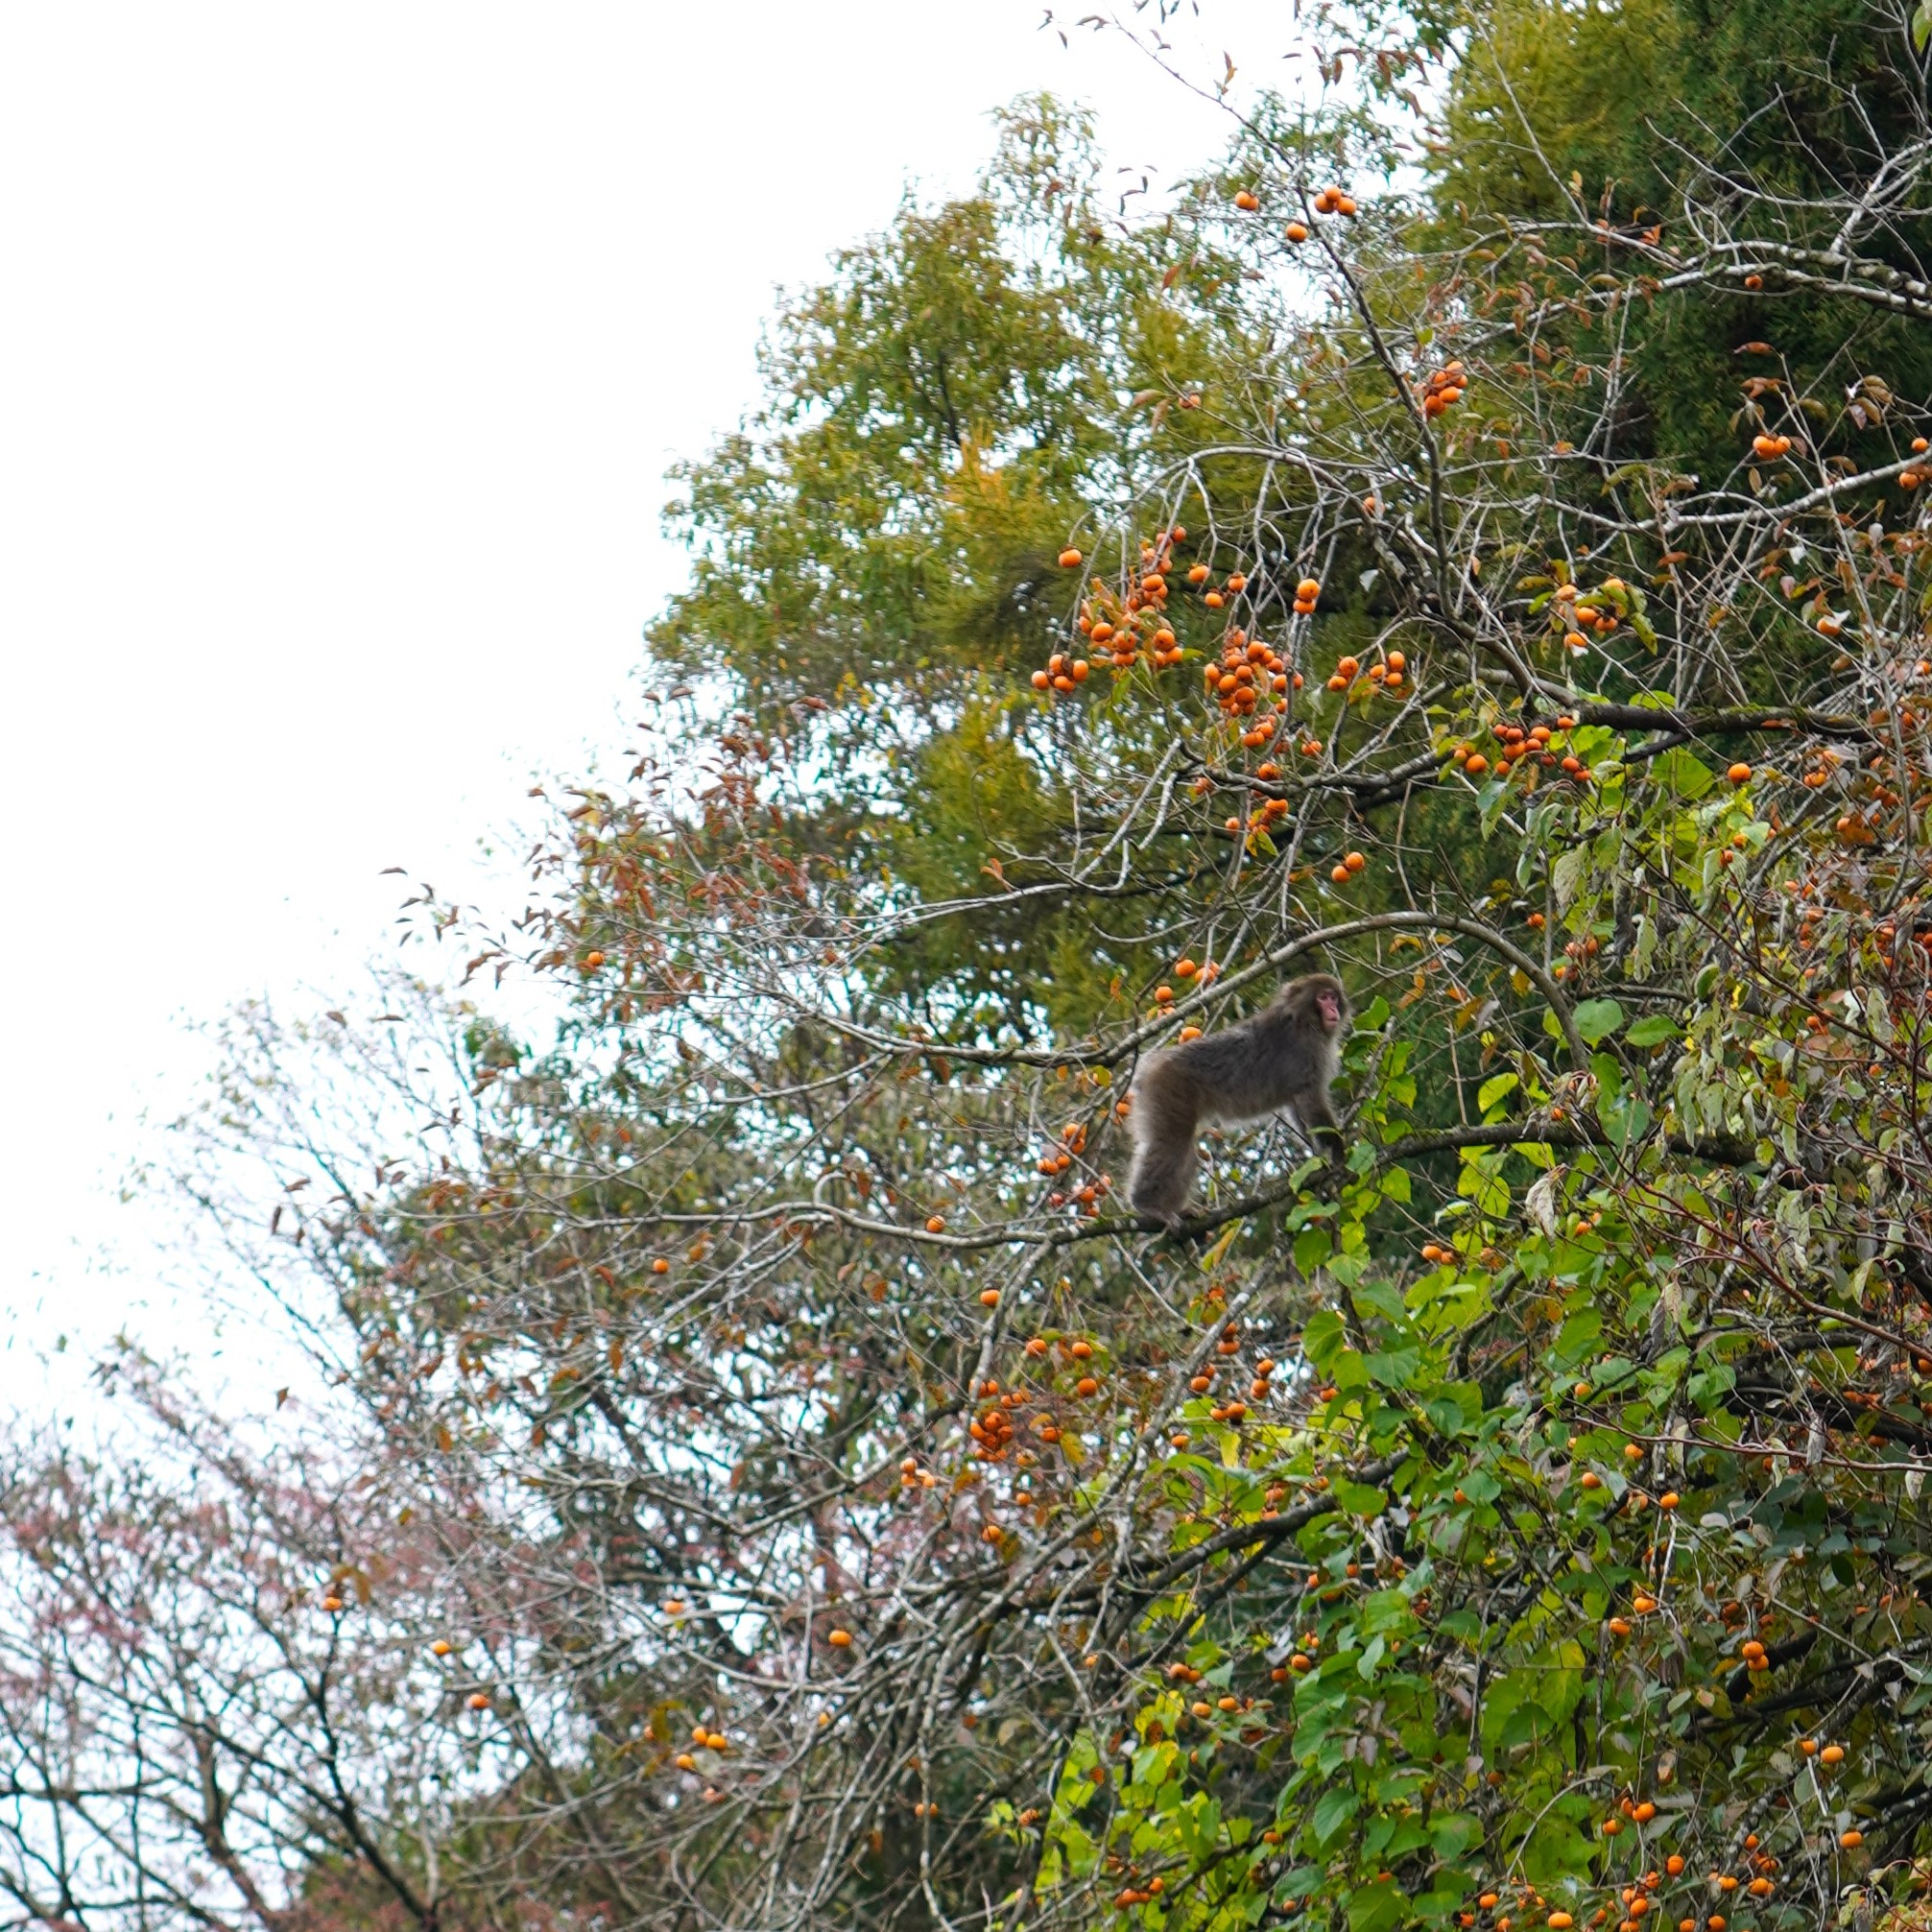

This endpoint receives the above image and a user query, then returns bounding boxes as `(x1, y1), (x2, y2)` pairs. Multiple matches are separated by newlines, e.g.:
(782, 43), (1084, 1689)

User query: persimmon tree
(12, 5), (1932, 1931)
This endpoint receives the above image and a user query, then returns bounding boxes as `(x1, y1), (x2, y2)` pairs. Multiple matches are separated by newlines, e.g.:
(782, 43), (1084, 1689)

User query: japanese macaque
(1127, 973), (1350, 1228)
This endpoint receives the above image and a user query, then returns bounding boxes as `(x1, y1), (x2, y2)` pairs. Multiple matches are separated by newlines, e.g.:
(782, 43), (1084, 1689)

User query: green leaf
(1333, 1479), (1388, 1517)
(1574, 998), (1626, 1043)
(1654, 747), (1715, 799)
(1478, 1069), (1520, 1112)
(1457, 1467), (1501, 1504)
(1365, 1348), (1421, 1388)
(1302, 1309), (1347, 1371)
(1310, 1783), (1359, 1846)
(1348, 1880), (1406, 1932)
(1294, 1225), (1333, 1274)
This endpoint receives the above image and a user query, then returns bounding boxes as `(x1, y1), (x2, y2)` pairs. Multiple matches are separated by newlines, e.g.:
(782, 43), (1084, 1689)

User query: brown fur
(1127, 973), (1350, 1227)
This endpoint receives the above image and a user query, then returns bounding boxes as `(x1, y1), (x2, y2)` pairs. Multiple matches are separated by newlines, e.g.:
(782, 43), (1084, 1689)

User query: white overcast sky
(0, 1), (1297, 1392)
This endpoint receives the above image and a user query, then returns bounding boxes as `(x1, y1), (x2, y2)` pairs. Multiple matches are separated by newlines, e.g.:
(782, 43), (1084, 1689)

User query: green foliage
(21, 11), (1932, 1932)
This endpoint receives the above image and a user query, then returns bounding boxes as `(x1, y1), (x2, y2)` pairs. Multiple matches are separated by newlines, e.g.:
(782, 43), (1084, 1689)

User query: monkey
(1126, 973), (1350, 1228)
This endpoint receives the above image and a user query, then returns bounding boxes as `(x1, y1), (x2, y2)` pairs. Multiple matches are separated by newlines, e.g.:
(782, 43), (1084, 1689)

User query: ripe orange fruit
(1464, 754), (1490, 775)
(925, 1215), (945, 1233)
(828, 1628), (853, 1647)
(1234, 190), (1259, 211)
(1633, 1594), (1658, 1613)
(979, 1289), (1000, 1307)
(1820, 1744), (1845, 1764)
(1285, 221), (1308, 243)
(1030, 669), (1050, 690)
(1331, 864), (1351, 884)
(432, 1639), (453, 1656)
(1727, 763), (1752, 785)
(1840, 1831), (1863, 1849)
(467, 1692), (491, 1710)
(1059, 548), (1083, 568)
(1345, 850), (1366, 872)
(584, 950), (605, 970)
(652, 1257), (670, 1274)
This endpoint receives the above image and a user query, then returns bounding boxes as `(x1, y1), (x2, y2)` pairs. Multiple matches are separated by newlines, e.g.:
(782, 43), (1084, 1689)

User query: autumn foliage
(9, 6), (1932, 1931)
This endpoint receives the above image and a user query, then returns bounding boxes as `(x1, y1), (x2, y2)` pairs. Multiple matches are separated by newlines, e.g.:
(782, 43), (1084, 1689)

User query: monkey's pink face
(1317, 989), (1344, 1029)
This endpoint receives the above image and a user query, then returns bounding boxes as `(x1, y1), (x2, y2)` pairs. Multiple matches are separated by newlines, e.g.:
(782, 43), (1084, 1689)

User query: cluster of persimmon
(1328, 848), (1368, 887)
(966, 1386), (1031, 1459)
(1035, 1119), (1085, 1174)
(1176, 1324), (1266, 1426)
(1899, 434), (1930, 488)
(963, 1367), (1074, 1462)
(1418, 360), (1467, 418)
(1751, 430), (1795, 461)
(1446, 716), (1586, 783)
(672, 1722), (734, 1775)
(1224, 796), (1293, 844)
(1030, 650), (1089, 695)
(1206, 626), (1301, 745)
(1038, 533), (1194, 694)
(1552, 578), (1628, 652)
(1050, 1171), (1111, 1213)
(1237, 180), (1358, 237)
(1324, 647), (1404, 695)
(1268, 1631), (1321, 1682)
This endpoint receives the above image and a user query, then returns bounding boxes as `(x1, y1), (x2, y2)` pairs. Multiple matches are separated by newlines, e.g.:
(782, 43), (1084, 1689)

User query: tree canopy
(10, 6), (1932, 1932)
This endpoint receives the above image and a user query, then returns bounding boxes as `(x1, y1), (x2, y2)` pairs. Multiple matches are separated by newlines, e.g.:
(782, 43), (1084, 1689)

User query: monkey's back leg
(1127, 1068), (1202, 1227)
